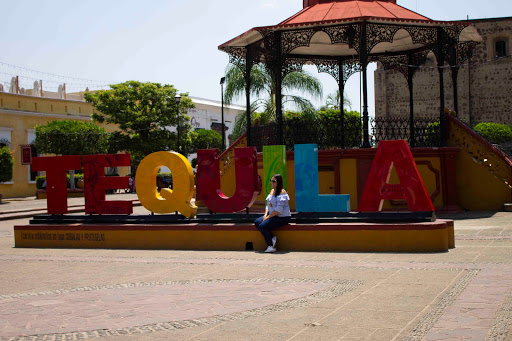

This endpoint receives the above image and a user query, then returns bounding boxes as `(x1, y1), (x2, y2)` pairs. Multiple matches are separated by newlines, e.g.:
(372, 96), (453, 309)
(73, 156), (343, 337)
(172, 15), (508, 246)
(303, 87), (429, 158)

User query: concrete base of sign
(14, 220), (454, 252)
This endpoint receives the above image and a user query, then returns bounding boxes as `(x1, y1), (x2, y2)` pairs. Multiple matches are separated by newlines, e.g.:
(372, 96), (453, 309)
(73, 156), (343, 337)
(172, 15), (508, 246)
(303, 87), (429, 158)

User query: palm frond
(283, 95), (316, 117)
(282, 71), (323, 99)
(325, 90), (352, 110)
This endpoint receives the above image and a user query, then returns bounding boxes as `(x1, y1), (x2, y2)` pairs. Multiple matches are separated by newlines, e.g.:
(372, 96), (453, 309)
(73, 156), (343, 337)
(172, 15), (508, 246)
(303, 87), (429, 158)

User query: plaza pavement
(0, 195), (511, 340)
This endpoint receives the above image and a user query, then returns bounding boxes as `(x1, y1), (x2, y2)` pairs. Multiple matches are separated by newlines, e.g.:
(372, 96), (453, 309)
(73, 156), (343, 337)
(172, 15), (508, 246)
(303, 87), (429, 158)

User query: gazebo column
(274, 32), (284, 145)
(451, 66), (459, 115)
(360, 22), (371, 148)
(407, 53), (415, 148)
(245, 48), (253, 146)
(338, 60), (345, 148)
(437, 27), (447, 147)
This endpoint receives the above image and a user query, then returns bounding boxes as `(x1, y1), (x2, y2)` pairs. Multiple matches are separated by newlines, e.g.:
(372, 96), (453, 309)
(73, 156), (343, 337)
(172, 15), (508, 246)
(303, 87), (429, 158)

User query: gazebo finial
(303, 0), (397, 9)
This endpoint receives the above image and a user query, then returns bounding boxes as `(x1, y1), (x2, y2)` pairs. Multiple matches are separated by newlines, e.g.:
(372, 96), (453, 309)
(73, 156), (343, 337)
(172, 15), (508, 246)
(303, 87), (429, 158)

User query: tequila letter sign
(33, 140), (434, 216)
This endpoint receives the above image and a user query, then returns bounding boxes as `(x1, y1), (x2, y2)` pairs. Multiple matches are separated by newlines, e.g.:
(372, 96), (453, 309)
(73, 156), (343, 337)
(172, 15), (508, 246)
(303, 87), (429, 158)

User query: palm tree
(224, 63), (323, 139)
(322, 90), (352, 111)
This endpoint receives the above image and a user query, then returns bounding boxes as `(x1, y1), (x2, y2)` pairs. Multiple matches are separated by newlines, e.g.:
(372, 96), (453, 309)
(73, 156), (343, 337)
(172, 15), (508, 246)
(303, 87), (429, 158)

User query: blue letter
(294, 144), (350, 212)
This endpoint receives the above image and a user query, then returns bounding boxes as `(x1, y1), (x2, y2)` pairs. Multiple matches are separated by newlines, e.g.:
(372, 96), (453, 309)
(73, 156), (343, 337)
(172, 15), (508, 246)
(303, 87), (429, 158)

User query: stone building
(375, 17), (512, 126)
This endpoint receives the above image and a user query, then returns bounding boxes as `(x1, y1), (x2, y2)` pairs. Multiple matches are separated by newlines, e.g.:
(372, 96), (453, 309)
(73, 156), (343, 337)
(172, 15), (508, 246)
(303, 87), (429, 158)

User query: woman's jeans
(254, 216), (291, 246)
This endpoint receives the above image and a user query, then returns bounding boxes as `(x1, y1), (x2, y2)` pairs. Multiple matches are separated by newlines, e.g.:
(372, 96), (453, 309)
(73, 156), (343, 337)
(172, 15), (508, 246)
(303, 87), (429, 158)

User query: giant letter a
(358, 140), (434, 212)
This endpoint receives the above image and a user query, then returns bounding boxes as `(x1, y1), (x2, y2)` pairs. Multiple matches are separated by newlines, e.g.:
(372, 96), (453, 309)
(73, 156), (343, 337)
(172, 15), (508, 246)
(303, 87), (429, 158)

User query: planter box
(36, 189), (84, 200)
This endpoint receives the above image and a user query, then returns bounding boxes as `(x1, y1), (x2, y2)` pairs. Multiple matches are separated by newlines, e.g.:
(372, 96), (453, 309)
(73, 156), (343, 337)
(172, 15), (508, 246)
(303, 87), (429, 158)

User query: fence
(249, 116), (441, 151)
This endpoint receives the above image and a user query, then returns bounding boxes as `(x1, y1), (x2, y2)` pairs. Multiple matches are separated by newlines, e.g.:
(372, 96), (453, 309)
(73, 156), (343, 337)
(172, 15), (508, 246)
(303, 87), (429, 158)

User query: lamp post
(175, 94), (181, 154)
(220, 77), (226, 151)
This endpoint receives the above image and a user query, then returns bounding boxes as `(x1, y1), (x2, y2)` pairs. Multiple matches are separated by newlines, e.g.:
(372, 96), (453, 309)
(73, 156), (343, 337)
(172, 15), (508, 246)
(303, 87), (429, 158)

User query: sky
(2, 0), (511, 116)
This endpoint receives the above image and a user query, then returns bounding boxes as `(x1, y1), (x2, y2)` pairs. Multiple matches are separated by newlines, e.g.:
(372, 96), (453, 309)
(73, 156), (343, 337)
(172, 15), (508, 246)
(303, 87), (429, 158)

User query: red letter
(32, 156), (82, 214)
(83, 154), (133, 214)
(196, 148), (260, 213)
(358, 140), (434, 212)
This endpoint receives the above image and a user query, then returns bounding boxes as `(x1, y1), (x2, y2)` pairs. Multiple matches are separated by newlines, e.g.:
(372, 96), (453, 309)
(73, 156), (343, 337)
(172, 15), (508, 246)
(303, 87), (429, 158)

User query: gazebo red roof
(219, 0), (482, 57)
(281, 0), (430, 26)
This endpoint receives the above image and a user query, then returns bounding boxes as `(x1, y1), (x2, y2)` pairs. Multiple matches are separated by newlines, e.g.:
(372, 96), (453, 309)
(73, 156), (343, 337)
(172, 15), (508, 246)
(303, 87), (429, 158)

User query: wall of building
(187, 97), (244, 145)
(0, 92), (116, 198)
(375, 17), (512, 126)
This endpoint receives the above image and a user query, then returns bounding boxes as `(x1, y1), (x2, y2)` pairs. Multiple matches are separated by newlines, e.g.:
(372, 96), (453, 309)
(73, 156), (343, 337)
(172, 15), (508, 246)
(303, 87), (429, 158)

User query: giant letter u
(197, 148), (260, 213)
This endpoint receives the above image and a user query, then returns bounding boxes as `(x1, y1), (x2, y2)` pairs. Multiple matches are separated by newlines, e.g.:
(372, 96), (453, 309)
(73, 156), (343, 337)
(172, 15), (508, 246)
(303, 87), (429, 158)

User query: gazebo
(219, 0), (483, 148)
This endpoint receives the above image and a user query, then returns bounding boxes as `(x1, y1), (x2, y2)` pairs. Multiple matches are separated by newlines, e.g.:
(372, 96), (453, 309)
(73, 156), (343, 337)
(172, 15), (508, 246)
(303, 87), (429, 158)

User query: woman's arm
(263, 209), (278, 220)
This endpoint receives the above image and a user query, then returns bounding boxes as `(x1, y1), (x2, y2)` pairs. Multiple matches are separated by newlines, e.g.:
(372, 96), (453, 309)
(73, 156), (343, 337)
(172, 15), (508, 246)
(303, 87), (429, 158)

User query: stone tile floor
(0, 208), (511, 340)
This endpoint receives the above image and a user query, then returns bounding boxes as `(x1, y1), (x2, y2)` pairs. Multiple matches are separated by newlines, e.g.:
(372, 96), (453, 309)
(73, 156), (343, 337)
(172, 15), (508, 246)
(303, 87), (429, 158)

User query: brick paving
(0, 209), (511, 340)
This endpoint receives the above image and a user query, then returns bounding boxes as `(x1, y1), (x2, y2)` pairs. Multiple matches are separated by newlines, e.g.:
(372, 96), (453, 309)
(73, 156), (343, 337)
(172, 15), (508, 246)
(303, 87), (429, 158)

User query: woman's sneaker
(264, 246), (277, 253)
(272, 236), (277, 247)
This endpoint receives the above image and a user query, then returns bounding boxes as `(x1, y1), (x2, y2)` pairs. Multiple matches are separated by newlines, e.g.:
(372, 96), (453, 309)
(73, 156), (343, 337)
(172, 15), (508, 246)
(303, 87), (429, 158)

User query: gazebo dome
(304, 0), (397, 7)
(295, 0), (430, 24)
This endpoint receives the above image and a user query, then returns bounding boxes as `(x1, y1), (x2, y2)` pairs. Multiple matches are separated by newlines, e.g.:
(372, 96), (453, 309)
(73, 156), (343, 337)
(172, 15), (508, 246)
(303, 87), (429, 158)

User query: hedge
(474, 122), (512, 144)
(35, 172), (174, 190)
(36, 173), (84, 190)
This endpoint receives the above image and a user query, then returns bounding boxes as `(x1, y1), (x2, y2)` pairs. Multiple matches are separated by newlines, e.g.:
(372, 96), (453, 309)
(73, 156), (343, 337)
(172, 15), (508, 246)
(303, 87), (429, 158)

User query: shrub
(35, 176), (46, 189)
(310, 109), (361, 148)
(189, 130), (222, 154)
(474, 122), (512, 144)
(0, 147), (14, 183)
(35, 173), (85, 189)
(424, 120), (440, 145)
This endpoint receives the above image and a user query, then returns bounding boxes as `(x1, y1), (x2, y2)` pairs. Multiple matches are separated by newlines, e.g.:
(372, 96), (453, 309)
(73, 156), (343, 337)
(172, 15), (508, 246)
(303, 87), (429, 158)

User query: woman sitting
(254, 174), (291, 253)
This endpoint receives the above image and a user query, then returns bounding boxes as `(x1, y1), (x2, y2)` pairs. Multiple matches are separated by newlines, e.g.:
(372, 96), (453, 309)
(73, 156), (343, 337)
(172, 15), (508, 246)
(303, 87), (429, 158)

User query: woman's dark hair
(272, 174), (284, 197)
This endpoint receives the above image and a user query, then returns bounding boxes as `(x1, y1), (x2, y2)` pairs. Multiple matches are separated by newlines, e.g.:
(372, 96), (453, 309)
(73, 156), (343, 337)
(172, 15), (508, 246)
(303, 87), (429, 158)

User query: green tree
(188, 129), (222, 154)
(0, 147), (14, 183)
(84, 81), (194, 168)
(224, 63), (323, 140)
(34, 120), (110, 189)
(34, 120), (110, 156)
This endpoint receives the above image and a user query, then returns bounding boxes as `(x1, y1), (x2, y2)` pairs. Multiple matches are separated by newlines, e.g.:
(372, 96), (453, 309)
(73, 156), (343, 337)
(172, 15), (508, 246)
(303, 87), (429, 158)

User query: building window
(27, 131), (39, 183)
(29, 145), (39, 182)
(495, 40), (507, 58)
(0, 128), (12, 148)
(0, 128), (13, 184)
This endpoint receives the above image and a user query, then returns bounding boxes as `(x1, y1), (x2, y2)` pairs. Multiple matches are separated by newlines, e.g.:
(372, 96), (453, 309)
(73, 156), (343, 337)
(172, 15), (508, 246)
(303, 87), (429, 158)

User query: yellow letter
(135, 152), (197, 218)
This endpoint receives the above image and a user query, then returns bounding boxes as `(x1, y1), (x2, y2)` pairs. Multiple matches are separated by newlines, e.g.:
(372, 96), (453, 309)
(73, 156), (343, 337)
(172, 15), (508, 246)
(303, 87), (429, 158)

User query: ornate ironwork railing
(250, 116), (362, 151)
(249, 116), (440, 151)
(370, 117), (440, 148)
